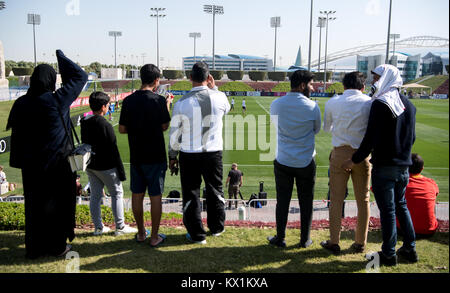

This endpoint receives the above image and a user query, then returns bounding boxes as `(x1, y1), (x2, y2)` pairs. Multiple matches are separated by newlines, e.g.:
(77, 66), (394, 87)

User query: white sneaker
(212, 229), (225, 237)
(93, 226), (111, 236)
(115, 225), (138, 236)
(186, 233), (207, 244)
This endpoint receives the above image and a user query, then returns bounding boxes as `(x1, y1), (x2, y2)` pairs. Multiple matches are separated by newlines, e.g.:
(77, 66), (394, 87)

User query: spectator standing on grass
(6, 50), (87, 259)
(230, 97), (235, 111)
(398, 153), (439, 237)
(242, 98), (246, 115)
(119, 64), (173, 247)
(168, 61), (230, 244)
(225, 163), (244, 209)
(268, 70), (321, 248)
(321, 71), (373, 255)
(342, 64), (418, 266)
(81, 91), (137, 236)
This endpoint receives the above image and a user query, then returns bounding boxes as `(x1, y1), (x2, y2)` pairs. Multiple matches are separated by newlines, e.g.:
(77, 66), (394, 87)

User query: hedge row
(12, 67), (34, 76)
(218, 81), (254, 92)
(0, 202), (182, 231)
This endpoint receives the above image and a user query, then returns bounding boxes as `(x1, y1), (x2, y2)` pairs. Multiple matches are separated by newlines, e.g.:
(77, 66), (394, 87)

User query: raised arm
(54, 50), (88, 110)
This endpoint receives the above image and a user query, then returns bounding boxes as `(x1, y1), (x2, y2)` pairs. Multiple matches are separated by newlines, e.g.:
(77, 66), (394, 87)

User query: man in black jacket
(342, 64), (418, 266)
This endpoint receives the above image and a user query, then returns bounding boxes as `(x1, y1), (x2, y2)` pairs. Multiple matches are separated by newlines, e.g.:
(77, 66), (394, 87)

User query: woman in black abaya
(6, 50), (88, 259)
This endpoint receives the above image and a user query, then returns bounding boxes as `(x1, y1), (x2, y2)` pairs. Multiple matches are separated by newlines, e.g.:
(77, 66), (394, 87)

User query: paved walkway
(103, 198), (449, 222)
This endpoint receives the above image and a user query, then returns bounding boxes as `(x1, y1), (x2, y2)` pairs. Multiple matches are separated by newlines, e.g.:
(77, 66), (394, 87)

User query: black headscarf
(27, 64), (57, 97)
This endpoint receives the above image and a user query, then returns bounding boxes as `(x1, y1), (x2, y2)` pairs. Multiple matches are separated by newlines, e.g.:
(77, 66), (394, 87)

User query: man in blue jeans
(342, 64), (418, 266)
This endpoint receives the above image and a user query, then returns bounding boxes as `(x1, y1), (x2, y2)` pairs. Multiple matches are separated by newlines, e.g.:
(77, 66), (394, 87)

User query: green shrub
(271, 82), (291, 92)
(226, 71), (244, 81)
(0, 202), (182, 231)
(5, 66), (12, 77)
(120, 79), (141, 91)
(248, 71), (267, 82)
(87, 81), (104, 92)
(185, 70), (192, 79)
(12, 67), (34, 76)
(171, 80), (192, 91)
(7, 76), (19, 87)
(210, 70), (224, 80)
(268, 72), (287, 82)
(326, 82), (344, 94)
(313, 71), (332, 82)
(218, 81), (254, 92)
(163, 70), (184, 80)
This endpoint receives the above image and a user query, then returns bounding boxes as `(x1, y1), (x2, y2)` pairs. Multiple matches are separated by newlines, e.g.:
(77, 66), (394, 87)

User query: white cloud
(365, 0), (381, 16)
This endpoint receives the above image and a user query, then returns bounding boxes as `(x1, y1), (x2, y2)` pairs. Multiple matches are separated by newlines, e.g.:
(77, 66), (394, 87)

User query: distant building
(101, 68), (124, 79)
(182, 54), (273, 71)
(357, 53), (421, 83)
(421, 52), (449, 76)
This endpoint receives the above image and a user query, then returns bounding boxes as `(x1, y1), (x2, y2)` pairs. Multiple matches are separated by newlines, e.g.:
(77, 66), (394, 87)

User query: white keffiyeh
(371, 64), (405, 117)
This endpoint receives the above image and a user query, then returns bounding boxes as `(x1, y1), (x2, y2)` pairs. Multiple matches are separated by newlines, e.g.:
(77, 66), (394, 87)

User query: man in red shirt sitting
(399, 153), (439, 237)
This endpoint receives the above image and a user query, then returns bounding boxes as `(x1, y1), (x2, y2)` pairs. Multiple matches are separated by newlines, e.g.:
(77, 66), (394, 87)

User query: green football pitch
(0, 96), (448, 202)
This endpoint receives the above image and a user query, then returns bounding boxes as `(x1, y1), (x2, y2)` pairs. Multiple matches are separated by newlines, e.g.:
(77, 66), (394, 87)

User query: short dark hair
(343, 71), (366, 90)
(409, 153), (424, 174)
(191, 62), (209, 83)
(140, 64), (161, 85)
(89, 91), (110, 112)
(290, 70), (314, 90)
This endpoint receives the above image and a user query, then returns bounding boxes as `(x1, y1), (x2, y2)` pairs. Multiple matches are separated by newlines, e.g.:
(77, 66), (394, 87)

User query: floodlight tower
(385, 0), (393, 63)
(150, 7), (166, 68)
(27, 13), (41, 67)
(270, 16), (281, 72)
(0, 1), (6, 10)
(189, 32), (201, 63)
(307, 0), (314, 71)
(320, 10), (336, 90)
(203, 4), (224, 70)
(317, 17), (326, 72)
(108, 31), (122, 68)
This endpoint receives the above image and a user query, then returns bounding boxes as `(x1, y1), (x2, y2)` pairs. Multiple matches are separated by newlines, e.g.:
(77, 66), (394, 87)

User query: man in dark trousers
(168, 61), (230, 244)
(119, 64), (173, 247)
(342, 64), (418, 266)
(225, 163), (244, 209)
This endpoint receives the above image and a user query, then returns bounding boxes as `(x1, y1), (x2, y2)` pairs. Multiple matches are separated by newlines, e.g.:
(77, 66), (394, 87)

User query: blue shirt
(270, 92), (321, 168)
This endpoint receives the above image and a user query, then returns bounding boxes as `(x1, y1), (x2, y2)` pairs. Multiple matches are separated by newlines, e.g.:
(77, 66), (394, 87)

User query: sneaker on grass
(186, 233), (207, 245)
(93, 226), (111, 236)
(115, 225), (138, 236)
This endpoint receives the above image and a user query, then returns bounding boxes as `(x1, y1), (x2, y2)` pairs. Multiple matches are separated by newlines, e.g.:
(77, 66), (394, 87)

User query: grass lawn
(0, 228), (448, 273)
(0, 97), (448, 202)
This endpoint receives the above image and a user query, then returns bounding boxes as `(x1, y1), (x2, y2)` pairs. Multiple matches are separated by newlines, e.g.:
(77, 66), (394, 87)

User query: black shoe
(366, 251), (398, 266)
(320, 240), (340, 255)
(267, 235), (286, 248)
(299, 239), (313, 248)
(397, 246), (419, 263)
(350, 242), (366, 253)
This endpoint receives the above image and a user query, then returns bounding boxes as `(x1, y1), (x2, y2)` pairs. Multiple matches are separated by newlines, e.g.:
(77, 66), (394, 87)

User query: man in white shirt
(231, 98), (235, 111)
(321, 71), (373, 255)
(242, 98), (246, 115)
(168, 62), (230, 244)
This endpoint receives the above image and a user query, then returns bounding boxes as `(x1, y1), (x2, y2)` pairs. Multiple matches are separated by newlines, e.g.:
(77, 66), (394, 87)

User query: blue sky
(0, 0), (448, 69)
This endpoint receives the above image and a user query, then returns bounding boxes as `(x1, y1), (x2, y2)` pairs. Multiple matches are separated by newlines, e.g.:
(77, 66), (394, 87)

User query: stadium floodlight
(316, 17), (326, 72)
(307, 0), (314, 71)
(319, 10), (336, 90)
(270, 16), (281, 72)
(189, 32), (201, 63)
(385, 0), (393, 63)
(27, 13), (41, 68)
(390, 33), (401, 58)
(0, 1), (6, 10)
(150, 7), (166, 69)
(204, 4), (224, 70)
(108, 31), (122, 68)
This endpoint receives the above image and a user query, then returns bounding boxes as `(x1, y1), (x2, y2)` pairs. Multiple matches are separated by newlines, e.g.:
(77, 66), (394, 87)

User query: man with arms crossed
(268, 70), (321, 248)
